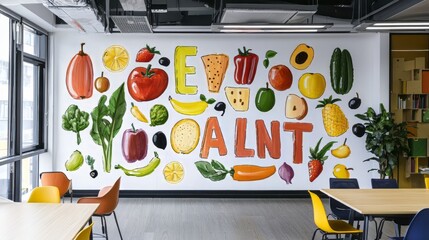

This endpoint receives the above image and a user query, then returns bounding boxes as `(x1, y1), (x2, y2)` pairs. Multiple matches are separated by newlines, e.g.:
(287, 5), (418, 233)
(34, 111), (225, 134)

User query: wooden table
(321, 188), (429, 240)
(0, 202), (99, 240)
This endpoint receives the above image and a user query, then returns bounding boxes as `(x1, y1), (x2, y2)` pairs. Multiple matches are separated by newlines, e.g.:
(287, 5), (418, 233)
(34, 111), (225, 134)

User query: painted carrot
(195, 160), (276, 182)
(231, 165), (276, 181)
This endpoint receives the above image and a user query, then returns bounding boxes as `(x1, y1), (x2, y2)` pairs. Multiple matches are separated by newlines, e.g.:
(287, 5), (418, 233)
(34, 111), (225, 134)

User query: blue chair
(329, 178), (365, 225)
(389, 208), (429, 240)
(371, 179), (413, 239)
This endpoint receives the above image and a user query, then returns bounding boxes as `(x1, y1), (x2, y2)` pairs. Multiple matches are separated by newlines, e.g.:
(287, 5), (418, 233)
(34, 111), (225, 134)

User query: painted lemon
(163, 161), (184, 184)
(102, 45), (129, 72)
(298, 73), (326, 99)
(171, 119), (200, 154)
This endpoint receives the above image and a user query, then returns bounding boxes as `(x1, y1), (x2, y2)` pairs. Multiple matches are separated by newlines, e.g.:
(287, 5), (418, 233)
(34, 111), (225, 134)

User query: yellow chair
(424, 175), (429, 189)
(73, 222), (94, 240)
(308, 190), (362, 240)
(28, 186), (61, 203)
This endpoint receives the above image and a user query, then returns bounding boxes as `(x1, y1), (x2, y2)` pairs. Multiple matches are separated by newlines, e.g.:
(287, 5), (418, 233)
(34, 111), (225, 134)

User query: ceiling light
(355, 21), (429, 31)
(212, 23), (332, 33)
(221, 24), (327, 29)
(220, 29), (319, 33)
(373, 22), (429, 26)
(366, 26), (429, 30)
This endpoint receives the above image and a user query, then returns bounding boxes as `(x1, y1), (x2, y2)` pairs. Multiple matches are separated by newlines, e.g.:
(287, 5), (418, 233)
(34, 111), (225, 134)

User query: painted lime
(298, 73), (326, 99)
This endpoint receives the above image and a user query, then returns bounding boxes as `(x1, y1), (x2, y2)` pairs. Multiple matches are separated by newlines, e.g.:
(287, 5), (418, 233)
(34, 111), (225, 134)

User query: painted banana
(169, 94), (216, 115)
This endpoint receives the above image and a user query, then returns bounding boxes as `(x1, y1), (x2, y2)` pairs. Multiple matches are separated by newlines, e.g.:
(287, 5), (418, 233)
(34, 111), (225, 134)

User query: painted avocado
(290, 43), (314, 70)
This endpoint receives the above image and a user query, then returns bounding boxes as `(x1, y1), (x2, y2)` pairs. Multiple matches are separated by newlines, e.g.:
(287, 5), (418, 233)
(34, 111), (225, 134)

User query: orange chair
(40, 172), (73, 202)
(77, 178), (123, 240)
(28, 186), (61, 203)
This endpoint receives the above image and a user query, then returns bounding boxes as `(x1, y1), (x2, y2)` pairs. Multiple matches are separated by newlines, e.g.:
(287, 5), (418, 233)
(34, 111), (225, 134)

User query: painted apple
(285, 94), (308, 120)
(127, 64), (168, 101)
(268, 65), (293, 91)
(255, 83), (276, 112)
(122, 124), (148, 163)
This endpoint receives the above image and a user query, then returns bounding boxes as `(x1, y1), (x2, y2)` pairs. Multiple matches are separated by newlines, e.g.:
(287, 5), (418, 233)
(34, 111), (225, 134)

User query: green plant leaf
(265, 50), (277, 59)
(195, 161), (228, 181)
(206, 98), (216, 104)
(263, 59), (269, 68)
(211, 159), (227, 171)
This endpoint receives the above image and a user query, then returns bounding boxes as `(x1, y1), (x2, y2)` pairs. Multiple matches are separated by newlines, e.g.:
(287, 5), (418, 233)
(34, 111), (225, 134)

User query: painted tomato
(298, 73), (326, 99)
(127, 64), (168, 101)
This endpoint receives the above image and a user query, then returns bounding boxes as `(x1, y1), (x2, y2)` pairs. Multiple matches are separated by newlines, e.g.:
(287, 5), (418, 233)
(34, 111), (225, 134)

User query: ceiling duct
(111, 15), (152, 33)
(113, 0), (151, 33)
(42, 0), (104, 32)
(118, 0), (147, 11)
(219, 4), (317, 24)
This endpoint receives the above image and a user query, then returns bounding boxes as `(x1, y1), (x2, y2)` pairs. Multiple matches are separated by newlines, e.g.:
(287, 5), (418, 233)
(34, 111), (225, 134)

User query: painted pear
(331, 138), (351, 158)
(333, 164), (353, 179)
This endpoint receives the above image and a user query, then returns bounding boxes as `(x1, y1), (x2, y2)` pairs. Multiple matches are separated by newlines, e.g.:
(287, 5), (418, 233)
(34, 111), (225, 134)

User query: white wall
(48, 32), (387, 190)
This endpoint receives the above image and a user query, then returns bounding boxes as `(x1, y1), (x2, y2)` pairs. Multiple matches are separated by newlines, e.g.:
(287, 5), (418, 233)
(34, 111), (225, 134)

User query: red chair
(77, 178), (123, 240)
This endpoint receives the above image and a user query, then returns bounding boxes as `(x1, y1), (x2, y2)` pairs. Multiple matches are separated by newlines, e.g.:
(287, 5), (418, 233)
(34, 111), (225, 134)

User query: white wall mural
(52, 32), (384, 190)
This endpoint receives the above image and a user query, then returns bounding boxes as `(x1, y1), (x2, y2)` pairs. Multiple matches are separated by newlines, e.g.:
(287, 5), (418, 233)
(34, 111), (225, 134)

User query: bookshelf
(390, 34), (429, 188)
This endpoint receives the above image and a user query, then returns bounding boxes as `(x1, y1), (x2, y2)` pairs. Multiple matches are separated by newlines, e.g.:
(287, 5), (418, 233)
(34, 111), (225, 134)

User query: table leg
(89, 217), (93, 240)
(363, 215), (370, 240)
(345, 210), (356, 240)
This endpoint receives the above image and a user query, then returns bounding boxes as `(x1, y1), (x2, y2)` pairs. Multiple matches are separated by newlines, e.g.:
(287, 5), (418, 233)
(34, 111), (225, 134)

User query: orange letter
(283, 122), (313, 164)
(235, 118), (255, 157)
(200, 117), (227, 158)
(256, 120), (280, 159)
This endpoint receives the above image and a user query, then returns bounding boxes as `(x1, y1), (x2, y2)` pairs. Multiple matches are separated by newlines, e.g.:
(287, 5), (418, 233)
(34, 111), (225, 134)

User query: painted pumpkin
(66, 43), (93, 99)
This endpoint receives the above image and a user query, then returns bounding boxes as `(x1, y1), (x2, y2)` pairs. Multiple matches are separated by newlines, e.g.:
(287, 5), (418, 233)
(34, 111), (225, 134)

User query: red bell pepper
(122, 124), (148, 163)
(234, 47), (259, 84)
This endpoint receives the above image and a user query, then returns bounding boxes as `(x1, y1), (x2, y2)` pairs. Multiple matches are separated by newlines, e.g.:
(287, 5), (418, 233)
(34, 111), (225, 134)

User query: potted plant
(355, 103), (410, 179)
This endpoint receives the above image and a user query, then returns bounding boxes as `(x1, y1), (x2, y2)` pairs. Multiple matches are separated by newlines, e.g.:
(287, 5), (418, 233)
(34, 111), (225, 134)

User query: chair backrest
(28, 186), (61, 203)
(329, 178), (360, 220)
(308, 191), (334, 233)
(40, 172), (72, 197)
(404, 208), (429, 240)
(73, 222), (94, 240)
(95, 177), (121, 215)
(371, 178), (398, 189)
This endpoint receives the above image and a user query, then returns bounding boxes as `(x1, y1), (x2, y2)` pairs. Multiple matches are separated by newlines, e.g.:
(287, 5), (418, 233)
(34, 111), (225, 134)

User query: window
(21, 156), (38, 200)
(0, 7), (48, 201)
(0, 14), (9, 159)
(22, 62), (40, 149)
(0, 163), (12, 200)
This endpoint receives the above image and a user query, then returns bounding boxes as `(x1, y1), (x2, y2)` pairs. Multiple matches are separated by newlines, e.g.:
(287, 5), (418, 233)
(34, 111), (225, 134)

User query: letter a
(200, 117), (227, 158)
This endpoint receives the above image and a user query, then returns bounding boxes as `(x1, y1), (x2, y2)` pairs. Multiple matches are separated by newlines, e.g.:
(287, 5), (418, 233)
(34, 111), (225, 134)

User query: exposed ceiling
(2, 0), (429, 33)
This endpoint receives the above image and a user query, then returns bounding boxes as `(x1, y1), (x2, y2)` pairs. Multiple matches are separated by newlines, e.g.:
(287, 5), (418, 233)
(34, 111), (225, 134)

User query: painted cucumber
(330, 48), (353, 94)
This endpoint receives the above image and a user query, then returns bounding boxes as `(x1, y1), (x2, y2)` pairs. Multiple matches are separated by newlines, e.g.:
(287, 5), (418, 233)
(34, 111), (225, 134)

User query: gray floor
(88, 198), (398, 240)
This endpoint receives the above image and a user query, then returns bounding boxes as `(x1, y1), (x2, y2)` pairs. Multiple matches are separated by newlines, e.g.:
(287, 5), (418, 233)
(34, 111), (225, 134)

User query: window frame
(0, 6), (48, 201)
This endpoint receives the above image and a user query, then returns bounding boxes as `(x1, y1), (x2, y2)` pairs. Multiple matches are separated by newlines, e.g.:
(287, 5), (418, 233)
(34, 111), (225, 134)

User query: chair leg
(311, 229), (319, 240)
(100, 216), (105, 234)
(113, 211), (124, 240)
(103, 216), (109, 240)
(395, 224), (401, 237)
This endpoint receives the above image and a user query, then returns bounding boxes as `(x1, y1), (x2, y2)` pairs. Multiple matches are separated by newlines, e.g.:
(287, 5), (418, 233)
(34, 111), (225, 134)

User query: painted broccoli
(62, 104), (90, 145)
